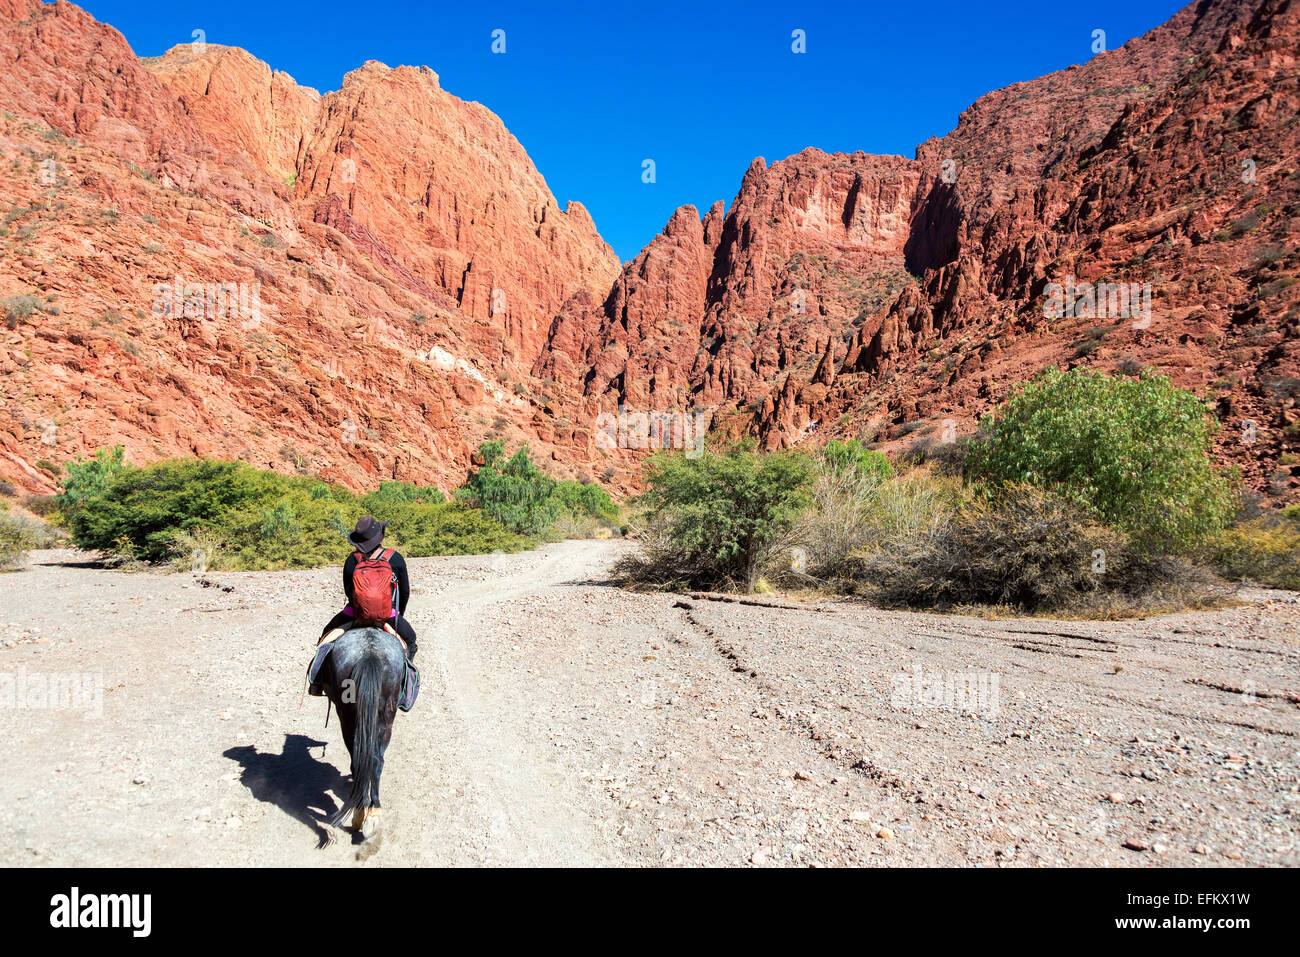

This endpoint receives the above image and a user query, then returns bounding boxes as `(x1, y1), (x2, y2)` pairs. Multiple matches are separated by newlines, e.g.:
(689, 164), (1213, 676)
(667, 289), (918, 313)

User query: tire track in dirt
(673, 600), (925, 802)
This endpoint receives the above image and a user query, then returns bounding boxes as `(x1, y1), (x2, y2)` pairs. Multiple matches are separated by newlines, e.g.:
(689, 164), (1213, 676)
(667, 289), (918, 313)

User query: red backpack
(351, 549), (396, 624)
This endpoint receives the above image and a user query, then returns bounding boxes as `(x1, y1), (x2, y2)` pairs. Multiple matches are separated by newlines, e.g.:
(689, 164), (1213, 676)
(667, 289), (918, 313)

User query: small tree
(69, 458), (261, 561)
(965, 367), (1236, 552)
(631, 444), (816, 590)
(59, 445), (129, 511)
(455, 441), (560, 535)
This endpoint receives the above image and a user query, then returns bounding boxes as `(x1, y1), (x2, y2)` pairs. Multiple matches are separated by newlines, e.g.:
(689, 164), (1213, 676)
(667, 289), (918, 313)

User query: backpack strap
(381, 549), (398, 615)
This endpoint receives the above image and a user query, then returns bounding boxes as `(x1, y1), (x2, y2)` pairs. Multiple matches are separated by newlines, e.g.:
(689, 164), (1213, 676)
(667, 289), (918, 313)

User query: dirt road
(0, 541), (1296, 866)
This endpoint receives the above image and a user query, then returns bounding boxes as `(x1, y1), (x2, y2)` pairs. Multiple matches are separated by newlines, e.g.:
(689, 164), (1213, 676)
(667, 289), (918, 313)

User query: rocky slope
(0, 0), (617, 494)
(0, 0), (1295, 504)
(535, 152), (921, 419)
(540, 0), (1298, 499)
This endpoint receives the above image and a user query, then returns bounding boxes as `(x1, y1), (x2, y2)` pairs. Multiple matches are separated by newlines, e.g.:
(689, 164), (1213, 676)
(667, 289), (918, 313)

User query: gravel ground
(0, 541), (1296, 867)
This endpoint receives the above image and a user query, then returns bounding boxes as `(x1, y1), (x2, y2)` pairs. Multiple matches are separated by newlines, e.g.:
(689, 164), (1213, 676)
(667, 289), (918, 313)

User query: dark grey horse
(320, 627), (405, 836)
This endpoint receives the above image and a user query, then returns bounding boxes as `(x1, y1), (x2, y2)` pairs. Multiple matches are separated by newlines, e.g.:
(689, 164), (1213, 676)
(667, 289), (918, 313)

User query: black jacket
(343, 548), (410, 617)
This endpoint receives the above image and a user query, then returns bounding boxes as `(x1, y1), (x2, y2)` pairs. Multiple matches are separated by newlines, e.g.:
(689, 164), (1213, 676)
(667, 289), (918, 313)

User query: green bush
(819, 438), (892, 481)
(384, 501), (530, 557)
(455, 441), (561, 535)
(213, 494), (357, 570)
(60, 445), (129, 511)
(358, 480), (446, 512)
(617, 444), (816, 591)
(64, 452), (529, 569)
(965, 367), (1236, 552)
(552, 479), (619, 523)
(68, 458), (271, 562)
(546, 479), (621, 539)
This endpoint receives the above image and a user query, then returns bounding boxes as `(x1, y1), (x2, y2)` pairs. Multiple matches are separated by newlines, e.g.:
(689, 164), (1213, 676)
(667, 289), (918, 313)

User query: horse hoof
(351, 806), (366, 830)
(360, 807), (381, 837)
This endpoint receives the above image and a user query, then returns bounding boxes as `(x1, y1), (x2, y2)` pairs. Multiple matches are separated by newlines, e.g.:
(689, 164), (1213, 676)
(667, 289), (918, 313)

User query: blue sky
(80, 0), (1189, 261)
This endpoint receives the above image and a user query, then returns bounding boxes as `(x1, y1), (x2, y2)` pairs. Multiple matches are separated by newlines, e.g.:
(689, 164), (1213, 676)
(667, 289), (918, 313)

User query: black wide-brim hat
(347, 515), (388, 553)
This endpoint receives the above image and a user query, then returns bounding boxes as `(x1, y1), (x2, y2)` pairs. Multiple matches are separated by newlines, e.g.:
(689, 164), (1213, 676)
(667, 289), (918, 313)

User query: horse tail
(330, 650), (383, 828)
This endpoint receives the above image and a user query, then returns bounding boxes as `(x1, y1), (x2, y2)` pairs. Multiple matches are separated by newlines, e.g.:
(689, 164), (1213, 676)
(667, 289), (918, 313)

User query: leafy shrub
(60, 445), (129, 511)
(819, 438), (892, 481)
(543, 479), (621, 539)
(214, 494), (359, 570)
(965, 367), (1236, 552)
(617, 444), (816, 591)
(552, 479), (619, 523)
(1208, 508), (1300, 590)
(384, 502), (529, 557)
(455, 441), (561, 535)
(64, 452), (528, 568)
(68, 458), (276, 562)
(359, 480), (446, 512)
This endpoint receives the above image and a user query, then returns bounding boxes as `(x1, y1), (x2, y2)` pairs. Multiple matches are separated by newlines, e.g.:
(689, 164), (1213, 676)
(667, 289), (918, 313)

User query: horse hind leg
(337, 705), (357, 759)
(350, 775), (375, 830)
(352, 746), (386, 835)
(359, 806), (382, 837)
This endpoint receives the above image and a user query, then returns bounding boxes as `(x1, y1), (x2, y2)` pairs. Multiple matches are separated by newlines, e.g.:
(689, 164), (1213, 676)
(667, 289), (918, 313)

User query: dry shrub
(550, 511), (619, 541)
(614, 511), (702, 591)
(615, 510), (803, 592)
(164, 527), (230, 572)
(0, 509), (62, 571)
(857, 484), (1228, 615)
(1207, 509), (1300, 590)
(781, 469), (958, 589)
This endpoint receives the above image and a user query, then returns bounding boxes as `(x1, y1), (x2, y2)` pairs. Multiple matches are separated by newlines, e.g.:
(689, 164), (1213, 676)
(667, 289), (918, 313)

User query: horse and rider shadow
(224, 626), (406, 847)
(223, 734), (348, 849)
